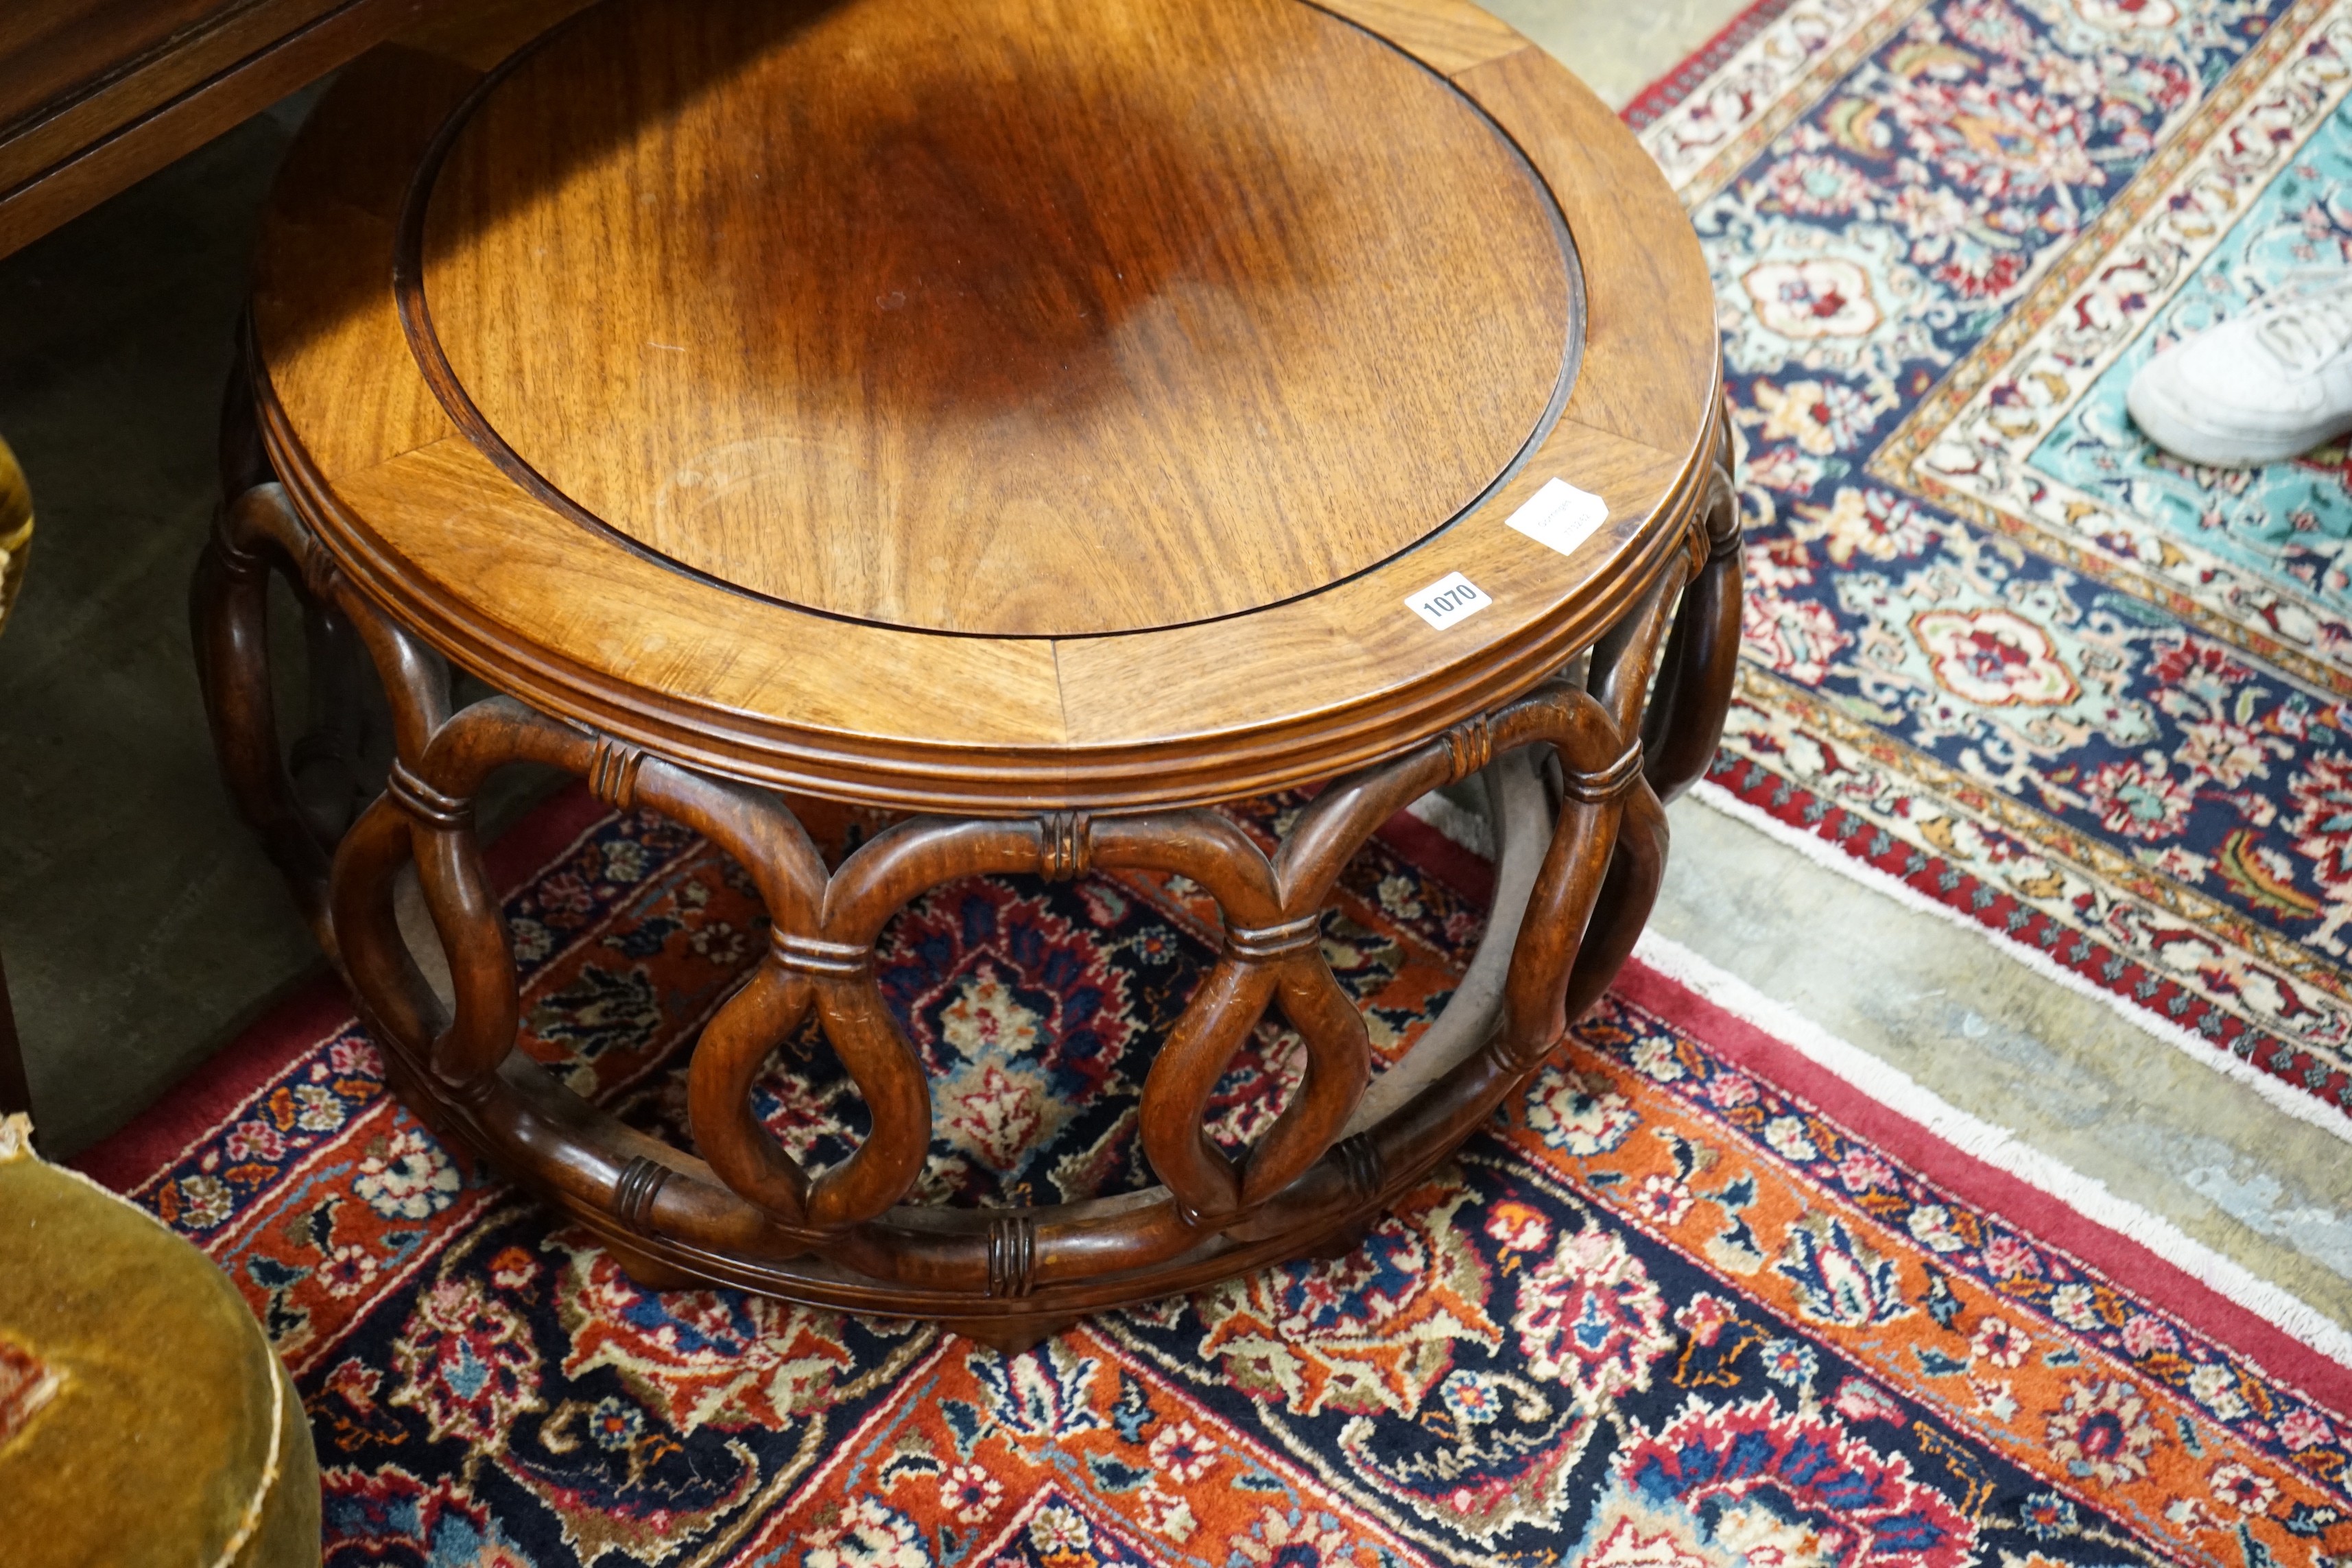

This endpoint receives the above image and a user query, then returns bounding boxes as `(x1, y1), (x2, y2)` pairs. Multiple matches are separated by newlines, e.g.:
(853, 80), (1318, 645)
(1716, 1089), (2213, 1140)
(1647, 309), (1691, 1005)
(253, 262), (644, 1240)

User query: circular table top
(418, 0), (1573, 637)
(252, 0), (1720, 809)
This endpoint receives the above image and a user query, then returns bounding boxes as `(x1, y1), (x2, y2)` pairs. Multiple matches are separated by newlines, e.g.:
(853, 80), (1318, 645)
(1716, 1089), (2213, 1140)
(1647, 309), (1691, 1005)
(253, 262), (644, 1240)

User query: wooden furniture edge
(0, 0), (435, 260)
(265, 387), (1718, 810)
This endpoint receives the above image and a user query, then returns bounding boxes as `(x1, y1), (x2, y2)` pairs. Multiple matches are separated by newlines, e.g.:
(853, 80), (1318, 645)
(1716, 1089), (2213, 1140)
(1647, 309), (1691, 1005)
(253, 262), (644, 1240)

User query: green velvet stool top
(0, 1115), (320, 1568)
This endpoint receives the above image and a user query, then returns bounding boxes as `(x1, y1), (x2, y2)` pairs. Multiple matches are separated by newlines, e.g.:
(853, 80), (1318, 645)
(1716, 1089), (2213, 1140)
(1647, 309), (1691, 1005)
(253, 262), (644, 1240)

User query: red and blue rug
(78, 779), (2352, 1567)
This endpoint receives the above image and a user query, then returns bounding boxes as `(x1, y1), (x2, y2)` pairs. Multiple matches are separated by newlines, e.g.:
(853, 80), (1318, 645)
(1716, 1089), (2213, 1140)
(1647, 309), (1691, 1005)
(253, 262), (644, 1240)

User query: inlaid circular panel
(413, 0), (1577, 637)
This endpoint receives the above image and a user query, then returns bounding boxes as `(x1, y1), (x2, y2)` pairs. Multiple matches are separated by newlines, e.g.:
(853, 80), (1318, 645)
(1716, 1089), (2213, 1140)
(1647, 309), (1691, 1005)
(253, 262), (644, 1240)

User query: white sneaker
(2126, 278), (2352, 468)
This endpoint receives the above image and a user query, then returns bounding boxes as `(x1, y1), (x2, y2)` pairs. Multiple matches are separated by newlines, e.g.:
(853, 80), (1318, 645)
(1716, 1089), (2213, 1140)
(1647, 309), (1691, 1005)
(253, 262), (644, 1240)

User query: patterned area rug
(80, 785), (2352, 1566)
(1642, 0), (2352, 1126)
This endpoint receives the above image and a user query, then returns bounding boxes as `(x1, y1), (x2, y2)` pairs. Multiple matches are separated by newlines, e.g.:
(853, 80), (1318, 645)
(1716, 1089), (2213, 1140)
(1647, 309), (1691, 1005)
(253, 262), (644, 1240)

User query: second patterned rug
(1651, 0), (2352, 1127)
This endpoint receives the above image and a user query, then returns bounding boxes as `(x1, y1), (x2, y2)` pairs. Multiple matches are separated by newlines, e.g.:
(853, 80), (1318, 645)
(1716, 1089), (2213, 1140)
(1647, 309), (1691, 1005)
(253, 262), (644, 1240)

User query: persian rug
(79, 783), (2352, 1567)
(1641, 0), (2352, 1127)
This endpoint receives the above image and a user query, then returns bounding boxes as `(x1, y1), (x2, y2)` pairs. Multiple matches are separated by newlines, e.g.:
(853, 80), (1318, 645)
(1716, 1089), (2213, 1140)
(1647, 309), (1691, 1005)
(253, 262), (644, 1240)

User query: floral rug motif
(1643, 0), (2352, 1119)
(80, 789), (2352, 1567)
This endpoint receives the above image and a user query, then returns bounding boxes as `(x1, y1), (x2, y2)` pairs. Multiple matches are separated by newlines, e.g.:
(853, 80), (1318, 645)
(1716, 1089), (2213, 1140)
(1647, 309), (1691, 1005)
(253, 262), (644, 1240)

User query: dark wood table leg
(0, 947), (32, 1124)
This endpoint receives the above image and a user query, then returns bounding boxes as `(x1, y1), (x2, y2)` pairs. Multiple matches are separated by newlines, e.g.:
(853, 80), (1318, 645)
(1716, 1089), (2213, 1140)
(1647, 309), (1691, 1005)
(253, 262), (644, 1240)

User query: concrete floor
(1, 97), (324, 1156)
(1483, 0), (1751, 106)
(3, 0), (2344, 1331)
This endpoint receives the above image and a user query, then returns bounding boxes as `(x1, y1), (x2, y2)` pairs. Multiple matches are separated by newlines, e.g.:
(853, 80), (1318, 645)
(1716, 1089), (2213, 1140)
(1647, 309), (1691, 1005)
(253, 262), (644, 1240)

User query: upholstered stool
(196, 0), (1736, 1347)
(0, 1116), (320, 1567)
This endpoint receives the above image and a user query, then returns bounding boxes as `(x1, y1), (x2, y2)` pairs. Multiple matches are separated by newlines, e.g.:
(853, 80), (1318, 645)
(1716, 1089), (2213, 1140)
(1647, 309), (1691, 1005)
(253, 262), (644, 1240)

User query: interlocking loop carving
(192, 413), (1743, 1325)
(1639, 406), (1744, 808)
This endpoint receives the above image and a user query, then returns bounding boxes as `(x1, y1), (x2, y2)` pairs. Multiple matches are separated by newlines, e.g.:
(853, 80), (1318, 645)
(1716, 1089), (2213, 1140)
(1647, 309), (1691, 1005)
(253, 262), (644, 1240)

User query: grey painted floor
(3, 0), (2343, 1331)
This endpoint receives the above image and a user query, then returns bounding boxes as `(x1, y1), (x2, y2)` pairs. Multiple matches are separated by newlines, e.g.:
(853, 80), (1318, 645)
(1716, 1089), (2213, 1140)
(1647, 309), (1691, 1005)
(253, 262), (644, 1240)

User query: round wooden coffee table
(193, 0), (1734, 1346)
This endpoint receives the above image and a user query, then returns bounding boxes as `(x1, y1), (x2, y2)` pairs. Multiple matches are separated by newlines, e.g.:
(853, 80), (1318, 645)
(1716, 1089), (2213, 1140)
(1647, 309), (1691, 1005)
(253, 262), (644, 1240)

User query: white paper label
(1504, 477), (1609, 558)
(1405, 571), (1491, 630)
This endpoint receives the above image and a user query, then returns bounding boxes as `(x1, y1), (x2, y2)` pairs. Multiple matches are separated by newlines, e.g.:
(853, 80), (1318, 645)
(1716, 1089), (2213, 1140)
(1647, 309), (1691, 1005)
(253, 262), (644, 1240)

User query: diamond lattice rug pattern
(78, 782), (2352, 1567)
(1652, 0), (2352, 1126)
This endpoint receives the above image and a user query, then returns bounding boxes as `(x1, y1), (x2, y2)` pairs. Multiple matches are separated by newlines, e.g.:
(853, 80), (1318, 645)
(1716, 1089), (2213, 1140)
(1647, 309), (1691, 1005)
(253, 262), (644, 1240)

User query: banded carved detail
(1223, 912), (1323, 962)
(1563, 741), (1646, 804)
(587, 735), (648, 810)
(385, 757), (472, 829)
(771, 930), (870, 978)
(987, 1215), (1038, 1298)
(207, 508), (270, 586)
(1442, 712), (1494, 782)
(1038, 810), (1091, 881)
(296, 535), (342, 604)
(613, 1156), (672, 1235)
(1335, 1131), (1384, 1206)
(1706, 508), (1741, 560)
